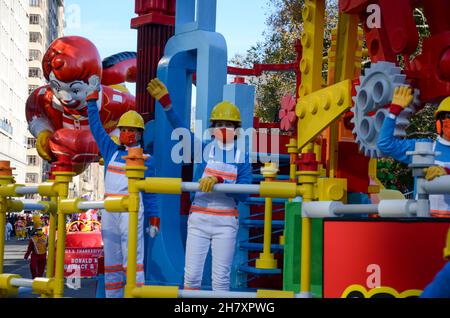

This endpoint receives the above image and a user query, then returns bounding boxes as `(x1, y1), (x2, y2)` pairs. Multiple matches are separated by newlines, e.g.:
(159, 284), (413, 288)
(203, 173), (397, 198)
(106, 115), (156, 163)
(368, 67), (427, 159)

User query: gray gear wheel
(351, 61), (421, 158)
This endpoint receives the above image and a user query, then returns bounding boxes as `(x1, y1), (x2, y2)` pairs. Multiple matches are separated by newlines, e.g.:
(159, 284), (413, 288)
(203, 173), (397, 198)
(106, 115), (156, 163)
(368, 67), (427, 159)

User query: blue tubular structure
(145, 0), (255, 290)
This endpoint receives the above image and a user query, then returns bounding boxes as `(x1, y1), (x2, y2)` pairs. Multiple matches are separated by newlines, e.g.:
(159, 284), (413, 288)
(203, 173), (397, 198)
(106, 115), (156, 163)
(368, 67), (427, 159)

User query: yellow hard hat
(118, 111), (145, 129)
(435, 97), (450, 119)
(32, 214), (42, 228)
(210, 101), (241, 123)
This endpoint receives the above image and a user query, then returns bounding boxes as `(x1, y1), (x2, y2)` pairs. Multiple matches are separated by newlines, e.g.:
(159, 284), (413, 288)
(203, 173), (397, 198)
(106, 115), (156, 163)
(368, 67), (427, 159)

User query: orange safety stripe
(105, 264), (124, 273)
(105, 264), (123, 269)
(204, 168), (237, 180)
(430, 210), (450, 218)
(192, 211), (238, 217)
(105, 283), (125, 291)
(191, 205), (238, 213)
(190, 205), (238, 217)
(105, 269), (124, 273)
(184, 286), (200, 291)
(136, 282), (145, 287)
(105, 281), (124, 287)
(104, 193), (129, 198)
(123, 264), (145, 272)
(108, 164), (125, 171)
(107, 167), (126, 175)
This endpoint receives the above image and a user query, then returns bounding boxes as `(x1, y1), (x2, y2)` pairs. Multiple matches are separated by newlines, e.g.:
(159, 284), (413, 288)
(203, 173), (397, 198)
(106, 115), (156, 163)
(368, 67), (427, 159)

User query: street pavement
(3, 238), (98, 298)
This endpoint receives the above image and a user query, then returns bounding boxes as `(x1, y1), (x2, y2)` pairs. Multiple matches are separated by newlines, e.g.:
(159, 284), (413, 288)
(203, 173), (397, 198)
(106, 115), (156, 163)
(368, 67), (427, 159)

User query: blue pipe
(244, 197), (288, 205)
(251, 174), (290, 182)
(250, 153), (290, 162)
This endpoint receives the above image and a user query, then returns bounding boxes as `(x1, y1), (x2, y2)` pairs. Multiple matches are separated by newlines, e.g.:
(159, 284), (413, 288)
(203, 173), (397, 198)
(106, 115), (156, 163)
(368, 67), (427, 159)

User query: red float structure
(132, 0), (176, 122)
(339, 0), (450, 102)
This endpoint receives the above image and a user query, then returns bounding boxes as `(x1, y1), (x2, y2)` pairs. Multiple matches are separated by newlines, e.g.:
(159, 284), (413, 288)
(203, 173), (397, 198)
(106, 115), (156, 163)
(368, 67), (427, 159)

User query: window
(29, 67), (42, 78)
(29, 50), (42, 61)
(29, 32), (42, 44)
(0, 118), (13, 135)
(27, 155), (38, 166)
(26, 173), (38, 184)
(28, 85), (39, 95)
(27, 137), (37, 149)
(30, 0), (41, 7)
(29, 14), (42, 25)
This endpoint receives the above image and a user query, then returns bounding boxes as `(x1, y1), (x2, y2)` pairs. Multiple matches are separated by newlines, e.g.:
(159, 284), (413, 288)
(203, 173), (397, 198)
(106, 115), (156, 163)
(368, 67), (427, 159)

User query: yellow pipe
(123, 148), (147, 298)
(255, 197), (277, 269)
(125, 190), (139, 298)
(0, 200), (5, 274)
(104, 196), (129, 212)
(46, 195), (57, 279)
(0, 274), (20, 297)
(52, 172), (74, 298)
(297, 148), (319, 296)
(256, 163), (278, 269)
(328, 123), (338, 178)
(300, 217), (312, 294)
(0, 172), (15, 275)
(143, 177), (182, 194)
(32, 277), (54, 297)
(259, 182), (298, 198)
(257, 289), (295, 298)
(262, 197), (273, 257)
(287, 137), (298, 205)
(132, 285), (179, 298)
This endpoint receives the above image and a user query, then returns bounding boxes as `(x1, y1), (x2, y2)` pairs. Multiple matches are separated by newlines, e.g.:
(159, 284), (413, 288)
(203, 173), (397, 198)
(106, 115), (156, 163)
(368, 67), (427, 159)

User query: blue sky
(64, 0), (269, 62)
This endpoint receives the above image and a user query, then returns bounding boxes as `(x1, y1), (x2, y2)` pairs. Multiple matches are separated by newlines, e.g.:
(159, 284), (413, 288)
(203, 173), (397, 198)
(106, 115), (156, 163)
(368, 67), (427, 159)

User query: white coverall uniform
(184, 146), (241, 291)
(102, 151), (145, 298)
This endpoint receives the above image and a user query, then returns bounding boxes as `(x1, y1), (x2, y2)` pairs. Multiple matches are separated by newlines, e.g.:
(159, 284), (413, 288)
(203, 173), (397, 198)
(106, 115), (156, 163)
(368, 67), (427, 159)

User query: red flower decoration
(279, 93), (297, 131)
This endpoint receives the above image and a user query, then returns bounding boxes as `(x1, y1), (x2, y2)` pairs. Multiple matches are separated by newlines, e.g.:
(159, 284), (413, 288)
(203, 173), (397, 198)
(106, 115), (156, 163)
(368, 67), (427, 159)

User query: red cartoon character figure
(26, 36), (136, 177)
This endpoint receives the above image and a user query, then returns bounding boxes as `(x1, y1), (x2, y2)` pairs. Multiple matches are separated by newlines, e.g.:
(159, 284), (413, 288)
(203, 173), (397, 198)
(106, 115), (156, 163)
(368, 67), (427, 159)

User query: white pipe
(10, 278), (33, 288)
(77, 201), (105, 210)
(334, 204), (379, 214)
(178, 290), (304, 298)
(22, 202), (46, 211)
(15, 186), (39, 195)
(422, 175), (450, 195)
(302, 200), (417, 218)
(302, 201), (343, 218)
(378, 200), (417, 217)
(179, 290), (258, 298)
(181, 182), (261, 195)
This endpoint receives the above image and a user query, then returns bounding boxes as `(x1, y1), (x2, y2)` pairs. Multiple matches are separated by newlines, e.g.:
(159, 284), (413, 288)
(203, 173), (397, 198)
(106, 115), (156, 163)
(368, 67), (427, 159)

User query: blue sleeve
(165, 107), (187, 130)
(377, 116), (417, 164)
(142, 156), (158, 218)
(165, 107), (200, 159)
(226, 153), (253, 202)
(87, 100), (118, 165)
(420, 262), (450, 298)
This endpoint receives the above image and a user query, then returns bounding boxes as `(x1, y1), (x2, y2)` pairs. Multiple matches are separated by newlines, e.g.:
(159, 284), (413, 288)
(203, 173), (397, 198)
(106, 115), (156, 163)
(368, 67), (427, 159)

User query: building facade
(0, 0), (30, 183)
(26, 0), (65, 190)
(26, 0), (105, 201)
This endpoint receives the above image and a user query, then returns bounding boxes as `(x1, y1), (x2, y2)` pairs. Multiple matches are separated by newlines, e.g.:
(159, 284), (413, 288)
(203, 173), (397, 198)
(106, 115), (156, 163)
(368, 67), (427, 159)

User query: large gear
(351, 61), (421, 158)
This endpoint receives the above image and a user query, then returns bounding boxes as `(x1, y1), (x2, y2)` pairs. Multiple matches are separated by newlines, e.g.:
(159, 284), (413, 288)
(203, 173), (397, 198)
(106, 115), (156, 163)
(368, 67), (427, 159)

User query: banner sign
(323, 219), (450, 298)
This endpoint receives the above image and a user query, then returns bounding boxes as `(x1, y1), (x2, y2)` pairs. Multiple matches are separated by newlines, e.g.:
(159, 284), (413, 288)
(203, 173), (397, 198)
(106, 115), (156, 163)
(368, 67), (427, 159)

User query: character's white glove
(146, 226), (160, 238)
(86, 75), (101, 100)
(146, 217), (160, 238)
